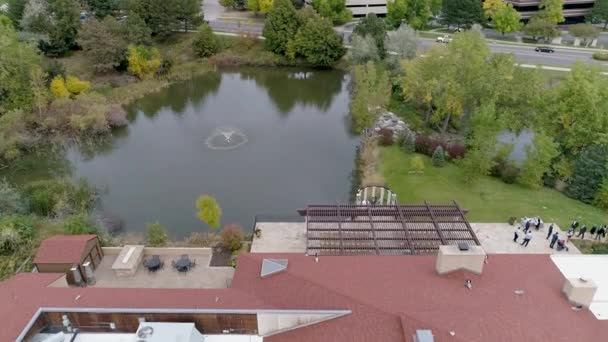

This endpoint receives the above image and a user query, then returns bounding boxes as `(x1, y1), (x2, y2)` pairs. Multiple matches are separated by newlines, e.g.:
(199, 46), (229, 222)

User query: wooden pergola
(298, 201), (480, 256)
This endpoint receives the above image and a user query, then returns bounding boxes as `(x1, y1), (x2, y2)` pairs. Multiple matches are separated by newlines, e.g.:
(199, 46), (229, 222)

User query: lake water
(5, 67), (358, 238)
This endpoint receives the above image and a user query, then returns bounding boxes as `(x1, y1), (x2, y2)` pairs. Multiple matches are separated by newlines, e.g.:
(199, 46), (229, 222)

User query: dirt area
(210, 247), (232, 267)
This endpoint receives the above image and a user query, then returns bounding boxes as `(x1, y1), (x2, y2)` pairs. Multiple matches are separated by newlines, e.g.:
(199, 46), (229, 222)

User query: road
(207, 17), (604, 68)
(419, 38), (601, 67)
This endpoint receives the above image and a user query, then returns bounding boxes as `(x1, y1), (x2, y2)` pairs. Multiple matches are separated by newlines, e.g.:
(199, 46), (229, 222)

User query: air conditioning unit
(83, 261), (96, 285)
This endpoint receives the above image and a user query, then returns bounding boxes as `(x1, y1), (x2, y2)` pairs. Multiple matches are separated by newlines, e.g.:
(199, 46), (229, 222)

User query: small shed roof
(34, 235), (98, 265)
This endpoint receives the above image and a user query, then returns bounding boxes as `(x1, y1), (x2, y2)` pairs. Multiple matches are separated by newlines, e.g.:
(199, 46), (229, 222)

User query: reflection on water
(2, 67), (357, 238)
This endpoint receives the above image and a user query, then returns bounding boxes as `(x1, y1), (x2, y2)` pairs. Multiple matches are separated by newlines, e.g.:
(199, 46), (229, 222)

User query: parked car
(535, 46), (555, 53)
(436, 35), (452, 43)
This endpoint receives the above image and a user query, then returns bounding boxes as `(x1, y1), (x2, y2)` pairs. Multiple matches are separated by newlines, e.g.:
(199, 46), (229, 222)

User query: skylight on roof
(261, 259), (288, 278)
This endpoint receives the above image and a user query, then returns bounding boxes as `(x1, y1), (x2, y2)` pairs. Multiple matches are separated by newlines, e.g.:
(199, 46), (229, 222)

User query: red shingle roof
(33, 235), (98, 264)
(2, 252), (608, 341)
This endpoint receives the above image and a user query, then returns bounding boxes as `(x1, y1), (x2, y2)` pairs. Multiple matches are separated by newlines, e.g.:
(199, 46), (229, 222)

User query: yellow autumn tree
(65, 76), (91, 95)
(127, 45), (161, 79)
(50, 76), (70, 99)
(260, 0), (273, 13)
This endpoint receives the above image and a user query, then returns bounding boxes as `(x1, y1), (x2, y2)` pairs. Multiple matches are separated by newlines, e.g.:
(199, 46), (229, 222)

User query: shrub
(193, 23), (219, 58)
(127, 45), (161, 79)
(23, 180), (63, 216)
(410, 155), (425, 173)
(43, 60), (66, 84)
(146, 221), (168, 247)
(65, 76), (91, 95)
(566, 144), (608, 203)
(50, 76), (70, 98)
(196, 195), (222, 229)
(0, 215), (35, 254)
(156, 57), (174, 77)
(221, 224), (244, 252)
(445, 143), (466, 160)
(186, 232), (217, 247)
(106, 104), (128, 127)
(501, 163), (520, 184)
(401, 130), (415, 153)
(22, 179), (97, 217)
(378, 128), (394, 146)
(432, 146), (445, 167)
(0, 226), (19, 255)
(594, 178), (608, 209)
(593, 52), (608, 61)
(0, 179), (26, 215)
(63, 215), (98, 235)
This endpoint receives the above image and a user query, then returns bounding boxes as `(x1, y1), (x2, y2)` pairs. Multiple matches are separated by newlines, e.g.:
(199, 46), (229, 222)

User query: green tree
(352, 13), (386, 57)
(132, 0), (178, 39)
(42, 0), (80, 56)
(441, 0), (483, 28)
(176, 0), (203, 32)
(589, 0), (608, 29)
(78, 17), (128, 72)
(523, 15), (559, 41)
(288, 16), (345, 67)
(312, 0), (351, 25)
(123, 13), (152, 45)
(85, 0), (119, 18)
(349, 33), (379, 63)
(404, 0), (433, 29)
(492, 3), (522, 35)
(538, 0), (564, 25)
(460, 102), (502, 183)
(549, 63), (608, 153)
(386, 0), (407, 28)
(263, 0), (300, 54)
(566, 144), (608, 203)
(146, 221), (168, 246)
(350, 62), (390, 131)
(192, 23), (219, 57)
(519, 132), (558, 188)
(196, 195), (222, 229)
(0, 22), (40, 115)
(594, 178), (608, 209)
(246, 0), (260, 13)
(483, 0), (505, 18)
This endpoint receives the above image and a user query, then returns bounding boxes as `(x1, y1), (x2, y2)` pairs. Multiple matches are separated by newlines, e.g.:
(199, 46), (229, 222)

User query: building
(3, 203), (608, 341)
(507, 0), (595, 19)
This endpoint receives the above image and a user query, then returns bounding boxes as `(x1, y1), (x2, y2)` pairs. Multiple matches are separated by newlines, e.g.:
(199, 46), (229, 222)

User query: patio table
(175, 258), (191, 272)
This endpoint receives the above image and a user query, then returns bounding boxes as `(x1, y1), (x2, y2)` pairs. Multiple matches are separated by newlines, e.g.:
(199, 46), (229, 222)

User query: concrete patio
(471, 223), (581, 254)
(251, 222), (306, 253)
(88, 247), (235, 288)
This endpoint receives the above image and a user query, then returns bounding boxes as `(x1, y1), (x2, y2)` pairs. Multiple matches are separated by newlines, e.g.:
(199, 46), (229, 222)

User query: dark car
(535, 46), (555, 53)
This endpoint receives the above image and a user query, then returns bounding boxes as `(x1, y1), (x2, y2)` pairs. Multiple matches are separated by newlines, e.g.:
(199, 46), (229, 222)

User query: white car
(436, 35), (452, 43)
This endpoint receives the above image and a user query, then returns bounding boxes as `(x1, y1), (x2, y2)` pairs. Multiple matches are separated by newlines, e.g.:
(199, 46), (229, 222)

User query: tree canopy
(288, 16), (345, 67)
(589, 0), (608, 29)
(441, 0), (483, 28)
(263, 0), (300, 54)
(353, 13), (387, 57)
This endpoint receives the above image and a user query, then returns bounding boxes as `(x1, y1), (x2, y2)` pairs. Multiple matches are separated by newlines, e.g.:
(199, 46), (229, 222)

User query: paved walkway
(471, 223), (580, 254)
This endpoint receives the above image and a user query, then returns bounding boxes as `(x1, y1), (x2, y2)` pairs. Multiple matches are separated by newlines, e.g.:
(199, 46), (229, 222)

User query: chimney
(70, 266), (83, 286)
(83, 261), (96, 285)
(563, 278), (598, 308)
(435, 244), (486, 275)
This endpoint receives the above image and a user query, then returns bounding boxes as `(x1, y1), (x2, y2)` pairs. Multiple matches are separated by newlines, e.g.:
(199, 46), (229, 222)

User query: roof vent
(261, 259), (288, 278)
(414, 329), (434, 342)
(137, 326), (154, 338)
(457, 242), (469, 251)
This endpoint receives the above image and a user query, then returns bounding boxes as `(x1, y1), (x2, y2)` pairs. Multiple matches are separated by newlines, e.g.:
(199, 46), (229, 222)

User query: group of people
(565, 220), (607, 242)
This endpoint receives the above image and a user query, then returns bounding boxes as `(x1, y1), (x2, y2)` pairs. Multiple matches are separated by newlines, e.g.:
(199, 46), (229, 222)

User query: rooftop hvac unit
(70, 266), (83, 286)
(83, 261), (96, 285)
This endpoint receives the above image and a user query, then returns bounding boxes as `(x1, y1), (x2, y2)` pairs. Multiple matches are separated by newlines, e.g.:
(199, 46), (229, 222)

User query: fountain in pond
(205, 126), (248, 150)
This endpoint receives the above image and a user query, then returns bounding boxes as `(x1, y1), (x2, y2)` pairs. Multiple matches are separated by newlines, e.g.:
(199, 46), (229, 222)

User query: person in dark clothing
(591, 225), (597, 236)
(571, 220), (579, 230)
(525, 220), (531, 232)
(597, 226), (606, 240)
(521, 230), (533, 247)
(513, 227), (521, 242)
(550, 232), (559, 249)
(535, 220), (541, 230)
(546, 224), (554, 239)
(577, 225), (587, 239)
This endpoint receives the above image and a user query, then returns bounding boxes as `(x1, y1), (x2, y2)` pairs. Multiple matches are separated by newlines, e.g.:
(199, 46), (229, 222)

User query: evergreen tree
(132, 0), (179, 39)
(432, 146), (446, 167)
(263, 0), (300, 55)
(441, 0), (483, 28)
(41, 0), (80, 56)
(7, 0), (26, 28)
(85, 0), (119, 18)
(176, 0), (203, 32)
(566, 144), (608, 203)
(192, 23), (219, 57)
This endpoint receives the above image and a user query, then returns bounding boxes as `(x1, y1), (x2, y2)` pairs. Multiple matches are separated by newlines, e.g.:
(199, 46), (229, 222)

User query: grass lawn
(379, 145), (607, 229)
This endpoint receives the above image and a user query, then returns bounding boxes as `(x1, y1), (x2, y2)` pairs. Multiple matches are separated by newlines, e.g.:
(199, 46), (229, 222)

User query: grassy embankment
(379, 145), (607, 230)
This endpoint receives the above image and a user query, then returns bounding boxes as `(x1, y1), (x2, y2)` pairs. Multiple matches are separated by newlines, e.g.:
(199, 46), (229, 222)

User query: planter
(554, 179), (568, 192)
(254, 228), (262, 238)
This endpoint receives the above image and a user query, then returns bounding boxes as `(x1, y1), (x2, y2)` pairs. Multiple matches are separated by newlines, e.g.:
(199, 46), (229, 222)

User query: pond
(4, 67), (358, 238)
